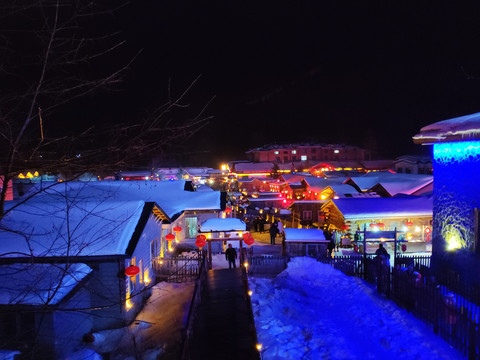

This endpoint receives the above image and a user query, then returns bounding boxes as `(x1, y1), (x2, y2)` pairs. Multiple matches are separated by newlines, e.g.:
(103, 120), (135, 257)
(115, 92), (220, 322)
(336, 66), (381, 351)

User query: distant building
(394, 155), (433, 175)
(246, 143), (371, 163)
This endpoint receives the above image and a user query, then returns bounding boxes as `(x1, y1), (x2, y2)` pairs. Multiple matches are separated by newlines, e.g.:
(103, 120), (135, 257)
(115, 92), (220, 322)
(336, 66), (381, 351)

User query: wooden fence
(180, 254), (207, 360)
(246, 254), (289, 278)
(153, 252), (205, 283)
(323, 254), (479, 359)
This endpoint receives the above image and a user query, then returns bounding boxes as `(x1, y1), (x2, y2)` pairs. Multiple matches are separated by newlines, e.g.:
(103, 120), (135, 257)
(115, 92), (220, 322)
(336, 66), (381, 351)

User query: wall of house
(432, 141), (480, 283)
(53, 281), (95, 359)
(125, 214), (162, 323)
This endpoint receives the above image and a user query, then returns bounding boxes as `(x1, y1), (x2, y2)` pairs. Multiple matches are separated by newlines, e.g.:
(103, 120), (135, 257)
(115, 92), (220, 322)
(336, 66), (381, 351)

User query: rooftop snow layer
(0, 263), (92, 305)
(1, 200), (145, 257)
(413, 112), (480, 144)
(200, 218), (246, 232)
(14, 180), (221, 219)
(284, 228), (327, 242)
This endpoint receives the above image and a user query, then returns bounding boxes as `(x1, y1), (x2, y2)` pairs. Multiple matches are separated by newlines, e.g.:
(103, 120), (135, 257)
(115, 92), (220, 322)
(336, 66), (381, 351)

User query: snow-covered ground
(68, 282), (194, 360)
(250, 257), (464, 360)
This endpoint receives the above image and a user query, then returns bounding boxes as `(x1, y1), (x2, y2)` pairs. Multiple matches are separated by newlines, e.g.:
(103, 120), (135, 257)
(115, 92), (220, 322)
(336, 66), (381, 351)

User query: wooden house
(284, 228), (329, 258)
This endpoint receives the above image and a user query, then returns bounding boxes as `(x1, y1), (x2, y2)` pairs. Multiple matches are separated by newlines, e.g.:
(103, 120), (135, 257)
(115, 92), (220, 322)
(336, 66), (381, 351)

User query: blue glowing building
(414, 112), (480, 282)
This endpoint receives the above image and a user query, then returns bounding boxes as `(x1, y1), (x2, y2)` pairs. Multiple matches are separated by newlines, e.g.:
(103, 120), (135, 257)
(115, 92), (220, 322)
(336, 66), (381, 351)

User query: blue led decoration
(433, 141), (480, 164)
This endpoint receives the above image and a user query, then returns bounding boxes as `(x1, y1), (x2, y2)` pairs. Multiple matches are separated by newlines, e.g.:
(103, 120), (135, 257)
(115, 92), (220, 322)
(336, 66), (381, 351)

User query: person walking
(225, 244), (237, 269)
(269, 221), (278, 245)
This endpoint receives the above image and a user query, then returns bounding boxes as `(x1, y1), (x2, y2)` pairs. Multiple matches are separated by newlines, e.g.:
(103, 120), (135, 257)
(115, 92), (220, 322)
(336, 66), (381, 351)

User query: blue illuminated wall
(432, 141), (480, 255)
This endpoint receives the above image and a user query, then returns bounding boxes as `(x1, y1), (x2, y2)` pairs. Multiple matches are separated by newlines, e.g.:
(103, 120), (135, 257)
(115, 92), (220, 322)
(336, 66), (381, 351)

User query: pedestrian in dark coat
(269, 221), (278, 245)
(225, 244), (237, 269)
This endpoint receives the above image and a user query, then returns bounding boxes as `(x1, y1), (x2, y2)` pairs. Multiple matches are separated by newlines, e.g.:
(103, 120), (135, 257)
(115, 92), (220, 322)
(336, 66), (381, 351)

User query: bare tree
(0, 0), (212, 219)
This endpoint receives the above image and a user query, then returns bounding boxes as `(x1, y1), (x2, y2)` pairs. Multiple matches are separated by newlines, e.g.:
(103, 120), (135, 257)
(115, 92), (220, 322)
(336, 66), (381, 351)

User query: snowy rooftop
(413, 112), (480, 144)
(15, 180), (221, 219)
(200, 218), (246, 232)
(1, 200), (145, 257)
(329, 196), (433, 220)
(284, 228), (327, 242)
(0, 263), (92, 305)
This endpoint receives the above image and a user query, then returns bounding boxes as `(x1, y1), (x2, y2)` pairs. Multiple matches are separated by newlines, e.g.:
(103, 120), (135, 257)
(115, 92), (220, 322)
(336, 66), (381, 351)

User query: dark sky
(103, 1), (480, 167)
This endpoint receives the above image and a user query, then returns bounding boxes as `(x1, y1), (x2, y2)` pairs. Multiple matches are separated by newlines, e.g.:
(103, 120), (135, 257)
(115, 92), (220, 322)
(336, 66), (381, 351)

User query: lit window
(274, 151), (279, 155)
(301, 155), (307, 161)
(292, 150), (297, 154)
(334, 150), (340, 154)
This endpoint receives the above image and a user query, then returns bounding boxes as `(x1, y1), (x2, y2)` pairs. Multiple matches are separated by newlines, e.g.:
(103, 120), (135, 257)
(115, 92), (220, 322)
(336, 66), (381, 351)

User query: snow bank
(250, 257), (463, 360)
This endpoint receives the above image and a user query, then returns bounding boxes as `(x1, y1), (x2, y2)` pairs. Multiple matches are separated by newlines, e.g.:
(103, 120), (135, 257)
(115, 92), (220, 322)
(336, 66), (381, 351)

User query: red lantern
(341, 225), (350, 231)
(369, 223), (376, 228)
(225, 207), (232, 213)
(195, 235), (206, 248)
(165, 233), (175, 241)
(125, 265), (140, 277)
(405, 221), (413, 226)
(173, 226), (182, 232)
(401, 244), (407, 252)
(377, 223), (385, 228)
(243, 233), (254, 246)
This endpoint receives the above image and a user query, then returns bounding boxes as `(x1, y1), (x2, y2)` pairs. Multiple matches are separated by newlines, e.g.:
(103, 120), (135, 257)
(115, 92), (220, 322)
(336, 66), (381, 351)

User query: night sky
(92, 1), (480, 167)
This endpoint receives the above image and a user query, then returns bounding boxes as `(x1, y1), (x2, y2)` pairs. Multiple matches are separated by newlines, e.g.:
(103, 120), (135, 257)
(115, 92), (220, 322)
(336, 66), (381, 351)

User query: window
(301, 155), (307, 161)
(139, 259), (143, 283)
(274, 151), (279, 155)
(303, 210), (312, 220)
(334, 149), (339, 154)
(292, 150), (297, 154)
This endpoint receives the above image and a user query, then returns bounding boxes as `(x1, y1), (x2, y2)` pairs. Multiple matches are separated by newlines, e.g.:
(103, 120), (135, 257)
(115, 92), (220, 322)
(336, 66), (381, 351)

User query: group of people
(251, 216), (267, 233)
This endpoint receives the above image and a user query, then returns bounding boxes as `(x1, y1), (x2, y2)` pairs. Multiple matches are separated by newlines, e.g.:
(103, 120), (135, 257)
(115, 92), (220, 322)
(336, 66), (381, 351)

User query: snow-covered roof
(16, 180), (221, 219)
(375, 178), (433, 196)
(328, 196), (433, 220)
(413, 112), (480, 144)
(0, 263), (92, 305)
(347, 173), (433, 194)
(1, 200), (145, 257)
(284, 228), (327, 242)
(200, 218), (246, 232)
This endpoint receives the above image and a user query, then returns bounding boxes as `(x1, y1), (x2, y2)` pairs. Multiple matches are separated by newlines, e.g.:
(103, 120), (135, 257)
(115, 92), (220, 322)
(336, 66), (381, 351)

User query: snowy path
(250, 257), (464, 360)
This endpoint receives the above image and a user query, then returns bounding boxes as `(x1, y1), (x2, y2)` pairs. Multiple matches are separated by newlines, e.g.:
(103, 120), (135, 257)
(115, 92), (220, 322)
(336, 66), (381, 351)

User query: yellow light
(159, 260), (164, 264)
(320, 194), (326, 200)
(248, 290), (253, 296)
(256, 344), (262, 352)
(244, 262), (248, 268)
(18, 173), (26, 179)
(126, 299), (133, 310)
(447, 236), (462, 251)
(238, 232), (243, 237)
(207, 233), (212, 239)
(407, 233), (412, 240)
(333, 196), (339, 199)
(168, 247), (173, 252)
(415, 227), (421, 233)
(144, 270), (151, 284)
